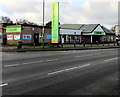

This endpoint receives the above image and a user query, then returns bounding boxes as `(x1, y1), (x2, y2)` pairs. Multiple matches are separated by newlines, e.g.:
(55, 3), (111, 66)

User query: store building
(114, 25), (120, 36)
(4, 23), (116, 45)
(6, 24), (51, 45)
(80, 24), (105, 43)
(60, 24), (83, 43)
(101, 26), (116, 42)
(60, 24), (115, 43)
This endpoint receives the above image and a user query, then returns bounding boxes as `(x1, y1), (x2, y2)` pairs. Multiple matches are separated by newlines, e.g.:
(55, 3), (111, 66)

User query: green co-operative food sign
(52, 2), (59, 43)
(6, 26), (21, 33)
(93, 31), (105, 35)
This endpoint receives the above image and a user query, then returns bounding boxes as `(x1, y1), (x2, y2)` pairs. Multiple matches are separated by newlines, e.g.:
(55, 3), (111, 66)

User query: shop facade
(6, 24), (51, 45)
(60, 24), (116, 44)
(101, 26), (116, 43)
(60, 29), (82, 43)
(5, 24), (116, 45)
(82, 25), (105, 43)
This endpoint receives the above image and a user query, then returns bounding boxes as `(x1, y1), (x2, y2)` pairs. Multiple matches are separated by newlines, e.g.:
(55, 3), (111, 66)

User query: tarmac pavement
(0, 43), (120, 52)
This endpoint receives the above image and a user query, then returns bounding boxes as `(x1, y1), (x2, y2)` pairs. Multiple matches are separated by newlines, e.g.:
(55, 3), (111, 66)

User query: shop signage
(6, 26), (21, 33)
(93, 31), (105, 35)
(39, 34), (43, 38)
(46, 35), (51, 39)
(22, 35), (32, 40)
(60, 29), (82, 35)
(7, 35), (13, 40)
(14, 34), (20, 40)
(52, 2), (59, 43)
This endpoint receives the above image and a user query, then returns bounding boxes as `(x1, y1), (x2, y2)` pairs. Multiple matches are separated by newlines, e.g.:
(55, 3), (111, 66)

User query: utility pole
(42, 0), (45, 48)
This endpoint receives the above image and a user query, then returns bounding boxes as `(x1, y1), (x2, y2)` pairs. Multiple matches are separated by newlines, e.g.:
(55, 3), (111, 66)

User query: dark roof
(80, 24), (99, 32)
(3, 23), (51, 28)
(60, 24), (84, 30)
(101, 26), (115, 35)
(0, 23), (16, 27)
(60, 24), (100, 32)
(21, 24), (43, 28)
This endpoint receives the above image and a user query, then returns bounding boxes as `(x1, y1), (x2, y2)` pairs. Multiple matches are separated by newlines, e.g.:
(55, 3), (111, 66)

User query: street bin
(17, 41), (22, 49)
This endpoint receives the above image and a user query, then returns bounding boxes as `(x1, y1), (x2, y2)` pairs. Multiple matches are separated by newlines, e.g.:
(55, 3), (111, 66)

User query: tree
(16, 19), (38, 25)
(46, 21), (52, 27)
(46, 21), (60, 27)
(0, 16), (13, 24)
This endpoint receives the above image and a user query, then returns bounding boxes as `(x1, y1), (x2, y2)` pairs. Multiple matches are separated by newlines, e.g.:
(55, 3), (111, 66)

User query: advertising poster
(14, 34), (20, 40)
(7, 35), (13, 40)
(46, 35), (51, 39)
(52, 2), (59, 43)
(22, 35), (32, 40)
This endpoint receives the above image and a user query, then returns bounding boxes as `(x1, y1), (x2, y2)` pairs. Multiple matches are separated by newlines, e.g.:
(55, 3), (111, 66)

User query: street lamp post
(42, 0), (45, 48)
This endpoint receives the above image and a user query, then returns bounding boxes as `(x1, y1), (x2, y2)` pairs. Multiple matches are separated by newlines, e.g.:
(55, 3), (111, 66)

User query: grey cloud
(0, 0), (118, 27)
(0, 1), (43, 13)
(59, 2), (118, 26)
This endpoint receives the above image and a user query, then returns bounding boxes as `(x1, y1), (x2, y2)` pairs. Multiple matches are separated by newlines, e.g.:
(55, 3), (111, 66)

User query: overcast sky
(0, 0), (119, 28)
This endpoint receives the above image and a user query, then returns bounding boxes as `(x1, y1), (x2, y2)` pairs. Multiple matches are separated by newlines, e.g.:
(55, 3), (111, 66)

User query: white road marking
(92, 49), (115, 52)
(48, 64), (90, 75)
(104, 57), (118, 62)
(46, 59), (59, 62)
(22, 61), (44, 65)
(4, 59), (59, 68)
(4, 64), (20, 68)
(0, 83), (8, 87)
(75, 54), (93, 58)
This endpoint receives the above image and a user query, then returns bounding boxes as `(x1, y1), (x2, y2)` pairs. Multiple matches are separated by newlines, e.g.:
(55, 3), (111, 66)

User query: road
(1, 48), (119, 96)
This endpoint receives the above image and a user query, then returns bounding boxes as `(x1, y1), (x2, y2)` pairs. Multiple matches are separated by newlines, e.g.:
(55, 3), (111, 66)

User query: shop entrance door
(93, 35), (101, 43)
(34, 33), (39, 45)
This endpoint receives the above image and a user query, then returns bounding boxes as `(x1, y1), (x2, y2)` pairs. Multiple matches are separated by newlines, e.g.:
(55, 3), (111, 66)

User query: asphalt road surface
(1, 48), (119, 96)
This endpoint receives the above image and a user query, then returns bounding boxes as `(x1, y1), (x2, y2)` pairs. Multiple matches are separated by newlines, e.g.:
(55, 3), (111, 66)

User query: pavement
(0, 43), (120, 52)
(1, 48), (119, 95)
(0, 45), (17, 52)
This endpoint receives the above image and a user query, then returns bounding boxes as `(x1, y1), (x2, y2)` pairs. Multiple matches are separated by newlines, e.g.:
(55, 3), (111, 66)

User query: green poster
(52, 2), (59, 43)
(6, 26), (21, 33)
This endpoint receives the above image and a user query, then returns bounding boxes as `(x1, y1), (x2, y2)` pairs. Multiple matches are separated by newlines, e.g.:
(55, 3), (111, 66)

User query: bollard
(74, 42), (76, 47)
(83, 42), (85, 47)
(108, 42), (109, 46)
(103, 42), (104, 46)
(34, 43), (36, 48)
(61, 43), (63, 48)
(114, 42), (115, 46)
(57, 44), (60, 48)
(90, 43), (92, 47)
(48, 43), (51, 48)
(96, 41), (99, 46)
